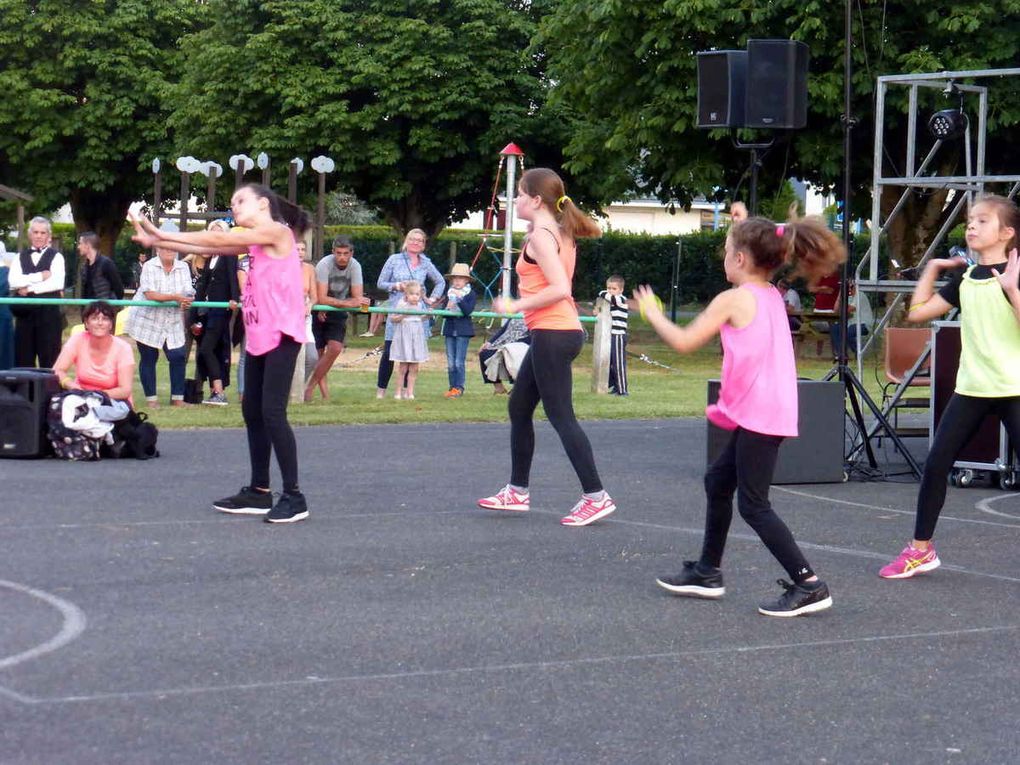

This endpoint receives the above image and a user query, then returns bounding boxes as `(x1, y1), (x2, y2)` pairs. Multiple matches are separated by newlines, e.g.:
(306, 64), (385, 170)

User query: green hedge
(4, 222), (959, 305)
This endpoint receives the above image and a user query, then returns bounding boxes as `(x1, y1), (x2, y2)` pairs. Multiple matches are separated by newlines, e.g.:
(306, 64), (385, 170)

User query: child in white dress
(389, 280), (429, 399)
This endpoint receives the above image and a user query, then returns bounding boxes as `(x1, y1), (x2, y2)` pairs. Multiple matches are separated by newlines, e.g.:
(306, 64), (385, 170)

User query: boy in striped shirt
(599, 274), (629, 395)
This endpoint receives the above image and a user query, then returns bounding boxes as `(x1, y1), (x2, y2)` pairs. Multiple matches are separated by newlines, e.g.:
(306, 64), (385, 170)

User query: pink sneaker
(561, 493), (616, 526)
(478, 485), (530, 512)
(879, 544), (941, 579)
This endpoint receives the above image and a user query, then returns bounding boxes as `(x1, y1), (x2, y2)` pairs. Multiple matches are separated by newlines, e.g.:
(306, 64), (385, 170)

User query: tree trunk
(68, 187), (134, 257)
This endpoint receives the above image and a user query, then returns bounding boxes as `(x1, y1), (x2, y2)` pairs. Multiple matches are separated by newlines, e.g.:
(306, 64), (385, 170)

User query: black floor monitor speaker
(0, 368), (60, 458)
(744, 39), (809, 129)
(707, 379), (845, 484)
(697, 50), (747, 128)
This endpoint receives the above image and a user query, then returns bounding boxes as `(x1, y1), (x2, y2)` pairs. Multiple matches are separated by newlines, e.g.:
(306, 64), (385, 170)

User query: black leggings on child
(509, 329), (602, 494)
(700, 427), (814, 583)
(915, 393), (1020, 540)
(243, 337), (300, 494)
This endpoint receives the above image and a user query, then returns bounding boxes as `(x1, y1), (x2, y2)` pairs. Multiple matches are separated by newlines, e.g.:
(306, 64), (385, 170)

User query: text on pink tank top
(242, 238), (308, 356)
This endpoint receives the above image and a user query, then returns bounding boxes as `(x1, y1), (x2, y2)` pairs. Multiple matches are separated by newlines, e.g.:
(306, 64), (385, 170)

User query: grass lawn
(133, 316), (892, 429)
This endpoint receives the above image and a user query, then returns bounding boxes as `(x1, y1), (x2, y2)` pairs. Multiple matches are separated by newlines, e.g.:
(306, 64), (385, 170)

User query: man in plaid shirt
(125, 227), (195, 407)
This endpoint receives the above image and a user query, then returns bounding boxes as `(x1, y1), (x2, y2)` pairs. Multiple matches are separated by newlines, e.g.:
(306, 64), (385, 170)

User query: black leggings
(700, 428), (814, 583)
(197, 310), (230, 383)
(243, 337), (301, 494)
(376, 340), (408, 390)
(915, 393), (1020, 540)
(508, 329), (602, 493)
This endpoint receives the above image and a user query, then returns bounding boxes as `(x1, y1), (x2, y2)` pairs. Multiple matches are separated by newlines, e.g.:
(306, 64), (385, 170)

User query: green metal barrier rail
(0, 296), (598, 323)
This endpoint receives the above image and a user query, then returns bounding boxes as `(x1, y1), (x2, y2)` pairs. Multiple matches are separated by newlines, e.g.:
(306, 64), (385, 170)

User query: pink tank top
(242, 235), (308, 356)
(706, 283), (798, 437)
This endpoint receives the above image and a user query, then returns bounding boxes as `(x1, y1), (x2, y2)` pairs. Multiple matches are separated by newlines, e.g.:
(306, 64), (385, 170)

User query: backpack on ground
(111, 410), (160, 460)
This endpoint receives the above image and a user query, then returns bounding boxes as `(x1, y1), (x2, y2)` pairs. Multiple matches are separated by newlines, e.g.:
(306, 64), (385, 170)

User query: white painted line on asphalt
(21, 624), (1019, 705)
(975, 493), (1020, 520)
(0, 685), (38, 704)
(534, 510), (1020, 584)
(775, 486), (1020, 530)
(0, 509), (468, 532)
(0, 580), (87, 672)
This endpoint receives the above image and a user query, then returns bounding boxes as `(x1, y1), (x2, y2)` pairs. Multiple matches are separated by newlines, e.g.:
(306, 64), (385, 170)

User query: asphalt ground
(2, 418), (1019, 765)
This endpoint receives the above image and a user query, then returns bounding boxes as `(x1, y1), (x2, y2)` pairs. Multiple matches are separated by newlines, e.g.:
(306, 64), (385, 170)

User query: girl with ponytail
(131, 183), (311, 524)
(636, 214), (845, 616)
(477, 168), (616, 527)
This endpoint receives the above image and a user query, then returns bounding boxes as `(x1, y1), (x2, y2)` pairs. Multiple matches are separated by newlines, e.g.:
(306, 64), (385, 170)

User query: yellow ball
(639, 294), (664, 321)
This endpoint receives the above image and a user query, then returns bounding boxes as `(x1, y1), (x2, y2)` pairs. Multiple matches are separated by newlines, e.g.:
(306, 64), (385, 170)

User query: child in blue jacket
(442, 263), (477, 398)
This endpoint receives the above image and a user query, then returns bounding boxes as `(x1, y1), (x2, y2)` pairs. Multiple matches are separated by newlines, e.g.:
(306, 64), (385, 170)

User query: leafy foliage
(168, 0), (563, 238)
(0, 0), (204, 252)
(540, 0), (1020, 262)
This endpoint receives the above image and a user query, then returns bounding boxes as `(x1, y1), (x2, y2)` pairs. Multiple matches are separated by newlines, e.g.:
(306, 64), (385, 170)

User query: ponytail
(730, 214), (846, 288)
(519, 168), (601, 240)
(242, 183), (311, 237)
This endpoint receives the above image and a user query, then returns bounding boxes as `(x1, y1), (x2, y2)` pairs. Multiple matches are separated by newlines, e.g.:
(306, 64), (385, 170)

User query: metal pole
(501, 156), (517, 298)
(749, 148), (759, 216)
(288, 163), (298, 203)
(179, 172), (190, 232)
(316, 171), (326, 259)
(206, 174), (216, 219)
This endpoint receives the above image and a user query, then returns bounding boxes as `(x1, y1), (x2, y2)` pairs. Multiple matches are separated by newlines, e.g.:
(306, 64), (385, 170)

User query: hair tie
(556, 195), (572, 212)
(775, 224), (786, 237)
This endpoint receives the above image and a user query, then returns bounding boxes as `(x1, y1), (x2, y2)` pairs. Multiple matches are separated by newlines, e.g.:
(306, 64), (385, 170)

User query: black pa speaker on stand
(744, 39), (809, 129)
(697, 51), (747, 128)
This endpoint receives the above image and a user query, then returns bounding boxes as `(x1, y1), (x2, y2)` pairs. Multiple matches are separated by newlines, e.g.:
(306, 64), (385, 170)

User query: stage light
(928, 108), (968, 140)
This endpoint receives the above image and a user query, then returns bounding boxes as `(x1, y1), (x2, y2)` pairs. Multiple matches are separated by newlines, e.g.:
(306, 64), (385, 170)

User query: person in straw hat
(441, 262), (477, 398)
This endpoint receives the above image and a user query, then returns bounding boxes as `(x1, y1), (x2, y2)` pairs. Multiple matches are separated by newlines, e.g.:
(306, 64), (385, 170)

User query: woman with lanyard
(478, 168), (615, 527)
(375, 229), (446, 399)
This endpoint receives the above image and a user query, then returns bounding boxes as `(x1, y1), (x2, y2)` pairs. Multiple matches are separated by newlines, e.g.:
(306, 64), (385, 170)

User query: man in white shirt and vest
(8, 216), (65, 368)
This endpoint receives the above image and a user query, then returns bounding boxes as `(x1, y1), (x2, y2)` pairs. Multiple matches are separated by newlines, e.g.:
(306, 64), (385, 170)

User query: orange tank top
(516, 227), (580, 331)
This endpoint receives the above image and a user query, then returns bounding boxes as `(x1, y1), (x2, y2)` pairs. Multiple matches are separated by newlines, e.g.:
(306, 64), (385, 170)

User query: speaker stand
(731, 135), (774, 215)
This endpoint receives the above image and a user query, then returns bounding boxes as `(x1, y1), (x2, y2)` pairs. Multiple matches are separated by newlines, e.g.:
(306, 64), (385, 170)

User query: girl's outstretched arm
(635, 286), (737, 354)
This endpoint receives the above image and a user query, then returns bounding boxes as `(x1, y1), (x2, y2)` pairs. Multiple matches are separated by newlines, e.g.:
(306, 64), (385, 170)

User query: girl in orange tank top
(477, 168), (616, 527)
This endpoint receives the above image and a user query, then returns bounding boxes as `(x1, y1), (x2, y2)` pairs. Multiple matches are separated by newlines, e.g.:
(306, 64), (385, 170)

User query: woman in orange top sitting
(477, 168), (615, 527)
(53, 301), (136, 419)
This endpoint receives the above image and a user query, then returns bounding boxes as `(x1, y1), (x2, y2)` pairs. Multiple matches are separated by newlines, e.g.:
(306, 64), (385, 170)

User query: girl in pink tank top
(636, 215), (846, 617)
(131, 184), (312, 524)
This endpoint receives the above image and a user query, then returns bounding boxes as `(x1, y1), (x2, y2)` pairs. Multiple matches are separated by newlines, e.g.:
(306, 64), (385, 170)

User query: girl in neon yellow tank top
(880, 194), (1020, 579)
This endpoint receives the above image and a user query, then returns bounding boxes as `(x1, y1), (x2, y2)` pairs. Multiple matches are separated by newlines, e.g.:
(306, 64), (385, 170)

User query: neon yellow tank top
(956, 266), (1020, 397)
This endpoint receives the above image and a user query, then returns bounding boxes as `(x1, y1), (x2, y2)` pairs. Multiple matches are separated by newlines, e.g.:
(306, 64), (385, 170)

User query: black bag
(112, 410), (160, 460)
(183, 378), (204, 404)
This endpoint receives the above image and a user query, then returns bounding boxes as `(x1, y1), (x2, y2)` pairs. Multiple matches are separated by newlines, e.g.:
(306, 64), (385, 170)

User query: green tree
(0, 0), (205, 255)
(540, 0), (1020, 264)
(168, 0), (560, 238)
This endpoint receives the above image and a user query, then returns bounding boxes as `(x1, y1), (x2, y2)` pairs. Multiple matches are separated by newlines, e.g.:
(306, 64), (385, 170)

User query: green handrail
(0, 296), (599, 323)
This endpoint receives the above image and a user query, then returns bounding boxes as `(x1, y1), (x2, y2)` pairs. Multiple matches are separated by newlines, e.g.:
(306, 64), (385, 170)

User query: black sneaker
(758, 579), (833, 617)
(655, 561), (725, 599)
(213, 486), (273, 515)
(264, 492), (309, 524)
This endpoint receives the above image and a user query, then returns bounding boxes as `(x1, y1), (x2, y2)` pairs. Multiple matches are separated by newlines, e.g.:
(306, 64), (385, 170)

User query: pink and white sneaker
(560, 493), (617, 526)
(879, 544), (941, 579)
(477, 485), (530, 512)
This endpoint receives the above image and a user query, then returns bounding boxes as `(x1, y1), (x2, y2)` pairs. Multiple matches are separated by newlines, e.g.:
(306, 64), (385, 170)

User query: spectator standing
(388, 280), (429, 399)
(0, 244), (14, 370)
(125, 224), (194, 407)
(8, 216), (65, 368)
(304, 235), (369, 401)
(130, 252), (146, 290)
(598, 274), (630, 396)
(441, 263), (477, 398)
(78, 232), (125, 304)
(375, 229), (445, 398)
(777, 279), (802, 331)
(191, 220), (240, 406)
